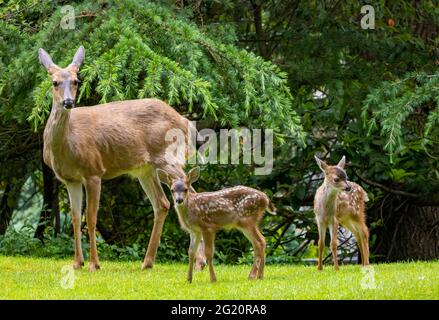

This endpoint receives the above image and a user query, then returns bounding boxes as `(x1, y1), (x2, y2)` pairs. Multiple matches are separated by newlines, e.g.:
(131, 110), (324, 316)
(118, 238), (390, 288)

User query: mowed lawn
(0, 256), (437, 299)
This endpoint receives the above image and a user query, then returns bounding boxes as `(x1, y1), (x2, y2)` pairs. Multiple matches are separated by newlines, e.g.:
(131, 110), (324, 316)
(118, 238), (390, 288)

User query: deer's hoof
(89, 262), (101, 272)
(317, 265), (323, 271)
(142, 258), (154, 270)
(73, 261), (84, 270)
(194, 260), (206, 271)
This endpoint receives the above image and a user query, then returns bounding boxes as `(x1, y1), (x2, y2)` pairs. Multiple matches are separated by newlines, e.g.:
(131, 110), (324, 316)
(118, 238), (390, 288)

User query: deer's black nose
(63, 99), (74, 109)
(176, 198), (184, 204)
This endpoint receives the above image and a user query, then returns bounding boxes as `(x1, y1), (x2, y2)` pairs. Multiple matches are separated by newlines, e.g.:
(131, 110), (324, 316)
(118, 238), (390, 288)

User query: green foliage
(0, 0), (304, 144)
(362, 72), (439, 161)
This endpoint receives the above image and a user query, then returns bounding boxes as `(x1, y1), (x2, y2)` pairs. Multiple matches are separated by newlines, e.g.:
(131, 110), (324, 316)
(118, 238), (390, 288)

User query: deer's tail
(267, 200), (277, 215)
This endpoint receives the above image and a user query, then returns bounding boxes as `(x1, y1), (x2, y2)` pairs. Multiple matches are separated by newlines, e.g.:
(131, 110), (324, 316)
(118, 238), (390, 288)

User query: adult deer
(38, 46), (205, 271)
(157, 167), (276, 283)
(314, 155), (370, 271)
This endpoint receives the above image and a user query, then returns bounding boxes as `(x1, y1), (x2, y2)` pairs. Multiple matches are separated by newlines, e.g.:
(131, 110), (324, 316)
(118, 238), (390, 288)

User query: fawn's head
(157, 167), (200, 205)
(314, 155), (352, 192)
(38, 46), (84, 109)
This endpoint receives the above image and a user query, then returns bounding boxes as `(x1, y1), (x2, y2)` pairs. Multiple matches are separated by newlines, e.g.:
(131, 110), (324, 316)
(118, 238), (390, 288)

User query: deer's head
(38, 46), (84, 109)
(314, 155), (352, 192)
(157, 167), (200, 205)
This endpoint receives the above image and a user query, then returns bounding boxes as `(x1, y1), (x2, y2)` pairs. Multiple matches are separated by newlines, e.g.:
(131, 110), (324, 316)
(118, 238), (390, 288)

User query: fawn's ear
(187, 167), (200, 185)
(337, 155), (346, 169)
(38, 48), (56, 73)
(156, 169), (171, 187)
(314, 155), (328, 172)
(69, 46), (85, 69)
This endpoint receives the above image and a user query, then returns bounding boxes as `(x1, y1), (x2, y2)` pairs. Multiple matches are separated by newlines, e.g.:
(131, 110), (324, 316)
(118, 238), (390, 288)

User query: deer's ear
(38, 48), (55, 71)
(156, 169), (171, 187)
(69, 46), (85, 69)
(337, 155), (346, 169)
(314, 155), (328, 172)
(187, 167), (200, 185)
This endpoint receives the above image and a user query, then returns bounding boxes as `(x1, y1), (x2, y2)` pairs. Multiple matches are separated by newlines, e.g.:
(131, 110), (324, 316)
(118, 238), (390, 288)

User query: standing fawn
(157, 167), (276, 283)
(38, 46), (205, 271)
(314, 155), (369, 271)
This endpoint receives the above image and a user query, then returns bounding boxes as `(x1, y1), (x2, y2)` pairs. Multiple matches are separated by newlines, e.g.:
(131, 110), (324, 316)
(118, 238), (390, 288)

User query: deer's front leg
(329, 222), (339, 271)
(202, 230), (217, 283)
(194, 239), (206, 271)
(187, 232), (202, 283)
(84, 176), (101, 272)
(317, 222), (327, 271)
(66, 182), (84, 269)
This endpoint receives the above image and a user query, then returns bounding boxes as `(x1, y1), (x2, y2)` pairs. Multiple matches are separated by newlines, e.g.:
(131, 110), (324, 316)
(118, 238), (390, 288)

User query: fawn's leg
(317, 223), (327, 271)
(352, 229), (364, 264)
(202, 230), (217, 283)
(65, 182), (84, 270)
(329, 222), (339, 271)
(194, 239), (206, 271)
(359, 224), (370, 266)
(138, 173), (170, 269)
(187, 232), (202, 283)
(242, 224), (266, 280)
(84, 176), (101, 272)
(347, 222), (369, 266)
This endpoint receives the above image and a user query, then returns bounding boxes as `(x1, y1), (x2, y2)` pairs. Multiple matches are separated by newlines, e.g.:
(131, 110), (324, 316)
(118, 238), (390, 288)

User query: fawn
(157, 167), (276, 283)
(314, 155), (369, 271)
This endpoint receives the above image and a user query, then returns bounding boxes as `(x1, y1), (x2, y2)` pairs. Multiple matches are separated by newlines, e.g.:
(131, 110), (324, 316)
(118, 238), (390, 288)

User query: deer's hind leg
(345, 221), (370, 266)
(356, 224), (370, 266)
(138, 170), (170, 269)
(242, 223), (266, 280)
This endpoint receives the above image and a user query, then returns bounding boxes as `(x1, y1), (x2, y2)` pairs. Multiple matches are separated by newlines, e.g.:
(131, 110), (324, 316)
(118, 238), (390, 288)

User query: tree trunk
(35, 160), (59, 239)
(250, 1), (268, 59)
(0, 183), (13, 235)
(370, 196), (439, 261)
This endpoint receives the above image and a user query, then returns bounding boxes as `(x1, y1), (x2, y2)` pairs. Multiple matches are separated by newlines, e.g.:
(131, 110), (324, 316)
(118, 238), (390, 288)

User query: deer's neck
(174, 195), (195, 231)
(321, 182), (339, 214)
(45, 102), (71, 153)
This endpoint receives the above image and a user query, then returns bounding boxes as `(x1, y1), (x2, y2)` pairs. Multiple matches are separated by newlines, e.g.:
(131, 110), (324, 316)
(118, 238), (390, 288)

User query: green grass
(0, 256), (438, 299)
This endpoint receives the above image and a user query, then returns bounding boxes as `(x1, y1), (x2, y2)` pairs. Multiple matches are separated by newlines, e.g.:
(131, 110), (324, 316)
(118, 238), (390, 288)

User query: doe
(314, 155), (369, 271)
(157, 167), (276, 283)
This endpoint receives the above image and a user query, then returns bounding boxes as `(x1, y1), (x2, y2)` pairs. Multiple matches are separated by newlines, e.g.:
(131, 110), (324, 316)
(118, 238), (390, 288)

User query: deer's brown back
(44, 99), (189, 181)
(187, 186), (269, 228)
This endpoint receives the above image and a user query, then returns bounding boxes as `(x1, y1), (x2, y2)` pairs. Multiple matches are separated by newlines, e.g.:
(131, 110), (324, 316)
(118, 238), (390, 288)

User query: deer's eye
(334, 178), (340, 183)
(52, 81), (59, 87)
